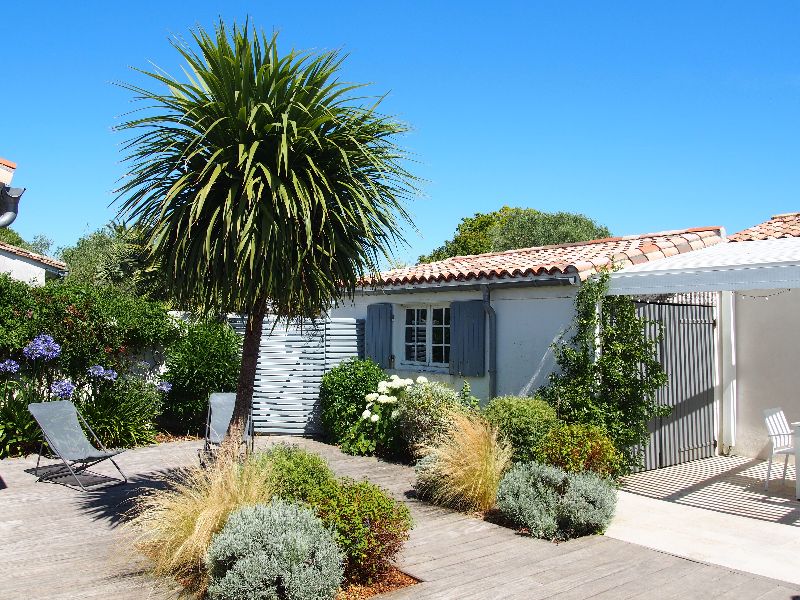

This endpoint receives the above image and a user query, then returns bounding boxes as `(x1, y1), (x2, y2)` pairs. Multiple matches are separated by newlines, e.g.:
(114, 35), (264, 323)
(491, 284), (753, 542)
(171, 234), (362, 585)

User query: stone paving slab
(2, 437), (800, 599)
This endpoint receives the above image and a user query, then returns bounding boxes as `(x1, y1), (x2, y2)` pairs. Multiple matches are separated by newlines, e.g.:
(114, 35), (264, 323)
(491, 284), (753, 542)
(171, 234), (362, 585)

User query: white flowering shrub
(341, 375), (470, 461)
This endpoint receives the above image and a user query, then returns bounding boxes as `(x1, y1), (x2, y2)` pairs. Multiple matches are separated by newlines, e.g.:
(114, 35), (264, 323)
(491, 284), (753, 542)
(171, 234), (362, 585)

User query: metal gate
(636, 303), (716, 470)
(230, 317), (363, 435)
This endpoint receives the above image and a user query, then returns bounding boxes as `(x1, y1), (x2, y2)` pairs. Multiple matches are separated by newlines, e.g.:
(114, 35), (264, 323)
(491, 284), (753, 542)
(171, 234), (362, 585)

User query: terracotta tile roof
(375, 227), (725, 287)
(0, 158), (17, 170)
(0, 241), (67, 272)
(729, 213), (800, 242)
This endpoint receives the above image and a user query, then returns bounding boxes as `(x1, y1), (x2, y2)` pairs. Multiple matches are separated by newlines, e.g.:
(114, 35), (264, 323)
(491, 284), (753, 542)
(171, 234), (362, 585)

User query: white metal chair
(762, 408), (800, 490)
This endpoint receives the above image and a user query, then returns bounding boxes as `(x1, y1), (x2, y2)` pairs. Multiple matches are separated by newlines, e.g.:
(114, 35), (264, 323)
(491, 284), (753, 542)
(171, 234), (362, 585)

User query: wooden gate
(636, 303), (716, 470)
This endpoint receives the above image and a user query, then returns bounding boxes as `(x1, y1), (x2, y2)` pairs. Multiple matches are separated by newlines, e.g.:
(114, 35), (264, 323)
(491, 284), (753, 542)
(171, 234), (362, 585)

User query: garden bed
(337, 568), (418, 600)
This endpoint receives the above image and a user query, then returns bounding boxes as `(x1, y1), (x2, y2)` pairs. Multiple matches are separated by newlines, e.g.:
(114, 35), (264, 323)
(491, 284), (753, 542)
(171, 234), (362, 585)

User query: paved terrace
(2, 438), (800, 600)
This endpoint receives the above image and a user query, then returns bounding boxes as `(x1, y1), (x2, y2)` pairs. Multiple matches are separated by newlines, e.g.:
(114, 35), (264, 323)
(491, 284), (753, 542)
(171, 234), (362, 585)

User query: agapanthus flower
(87, 365), (106, 378)
(101, 369), (118, 381)
(23, 334), (61, 361)
(156, 381), (173, 394)
(0, 359), (20, 374)
(51, 379), (75, 399)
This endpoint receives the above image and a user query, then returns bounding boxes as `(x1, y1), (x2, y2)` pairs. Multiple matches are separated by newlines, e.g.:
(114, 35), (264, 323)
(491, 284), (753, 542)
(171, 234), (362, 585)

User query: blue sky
(2, 2), (798, 262)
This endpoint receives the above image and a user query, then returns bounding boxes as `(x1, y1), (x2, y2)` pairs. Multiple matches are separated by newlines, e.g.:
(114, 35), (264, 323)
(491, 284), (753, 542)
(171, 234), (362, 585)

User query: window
(404, 305), (450, 366)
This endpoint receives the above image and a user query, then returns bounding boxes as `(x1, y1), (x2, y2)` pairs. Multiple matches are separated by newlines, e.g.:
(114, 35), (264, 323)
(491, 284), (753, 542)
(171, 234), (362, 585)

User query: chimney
(0, 158), (16, 186)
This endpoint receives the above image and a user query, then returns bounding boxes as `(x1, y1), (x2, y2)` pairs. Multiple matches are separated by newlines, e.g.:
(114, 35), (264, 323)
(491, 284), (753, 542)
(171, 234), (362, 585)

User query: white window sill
(397, 363), (450, 375)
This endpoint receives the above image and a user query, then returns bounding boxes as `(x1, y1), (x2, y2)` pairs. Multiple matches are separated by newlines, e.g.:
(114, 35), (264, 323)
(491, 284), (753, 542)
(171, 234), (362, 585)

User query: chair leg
(766, 452), (774, 491)
(783, 453), (790, 486)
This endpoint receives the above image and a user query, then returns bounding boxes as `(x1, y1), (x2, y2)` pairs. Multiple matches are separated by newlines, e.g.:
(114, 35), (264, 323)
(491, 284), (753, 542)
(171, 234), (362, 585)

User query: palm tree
(115, 22), (415, 440)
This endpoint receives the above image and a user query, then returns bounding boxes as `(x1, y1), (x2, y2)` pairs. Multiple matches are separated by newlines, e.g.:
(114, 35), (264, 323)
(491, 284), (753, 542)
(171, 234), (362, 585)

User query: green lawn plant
(484, 395), (558, 463)
(114, 21), (417, 442)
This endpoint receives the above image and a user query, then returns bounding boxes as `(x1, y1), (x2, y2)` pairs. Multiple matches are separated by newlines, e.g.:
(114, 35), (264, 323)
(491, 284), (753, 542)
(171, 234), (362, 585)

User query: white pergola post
(719, 290), (737, 452)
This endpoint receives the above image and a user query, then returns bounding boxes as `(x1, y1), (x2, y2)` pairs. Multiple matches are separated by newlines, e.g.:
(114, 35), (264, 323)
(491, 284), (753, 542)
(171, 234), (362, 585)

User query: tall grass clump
(417, 412), (512, 513)
(128, 451), (273, 595)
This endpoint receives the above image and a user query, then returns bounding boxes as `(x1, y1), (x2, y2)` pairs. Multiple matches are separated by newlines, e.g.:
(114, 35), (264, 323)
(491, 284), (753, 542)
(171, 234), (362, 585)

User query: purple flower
(87, 365), (118, 381)
(0, 359), (19, 374)
(156, 381), (172, 394)
(51, 379), (75, 400)
(23, 334), (61, 361)
(87, 365), (106, 378)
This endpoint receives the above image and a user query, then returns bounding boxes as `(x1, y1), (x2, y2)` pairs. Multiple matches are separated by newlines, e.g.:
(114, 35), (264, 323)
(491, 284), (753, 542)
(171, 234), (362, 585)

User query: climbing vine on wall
(541, 271), (669, 472)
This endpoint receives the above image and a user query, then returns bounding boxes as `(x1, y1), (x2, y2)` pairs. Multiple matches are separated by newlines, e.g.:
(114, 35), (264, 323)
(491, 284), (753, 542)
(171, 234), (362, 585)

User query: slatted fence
(229, 316), (363, 435)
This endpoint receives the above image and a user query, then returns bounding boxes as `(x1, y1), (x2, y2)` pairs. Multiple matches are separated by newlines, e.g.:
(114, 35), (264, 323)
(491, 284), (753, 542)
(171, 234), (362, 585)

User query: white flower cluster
(360, 374), (431, 423)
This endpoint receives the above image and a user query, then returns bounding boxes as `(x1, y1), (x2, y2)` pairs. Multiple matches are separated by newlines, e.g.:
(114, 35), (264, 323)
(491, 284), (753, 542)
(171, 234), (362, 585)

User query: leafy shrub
(316, 478), (412, 584)
(0, 275), (35, 357)
(534, 423), (622, 478)
(496, 461), (616, 540)
(130, 453), (274, 595)
(206, 500), (343, 600)
(254, 443), (338, 504)
(395, 380), (463, 460)
(416, 412), (512, 513)
(320, 358), (385, 444)
(484, 395), (558, 463)
(162, 319), (241, 433)
(0, 379), (41, 457)
(77, 375), (162, 448)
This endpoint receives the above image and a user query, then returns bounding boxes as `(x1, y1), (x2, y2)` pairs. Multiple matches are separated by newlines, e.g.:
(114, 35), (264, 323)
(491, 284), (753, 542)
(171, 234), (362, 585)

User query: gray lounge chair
(27, 400), (127, 491)
(200, 392), (254, 465)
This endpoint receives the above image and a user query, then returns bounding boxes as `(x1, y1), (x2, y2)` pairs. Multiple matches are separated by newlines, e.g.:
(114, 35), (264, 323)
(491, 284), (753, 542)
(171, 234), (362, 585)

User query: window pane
(405, 328), (414, 343)
(415, 326), (426, 343)
(443, 346), (450, 363)
(444, 307), (451, 325)
(444, 327), (451, 344)
(405, 309), (415, 325)
(432, 308), (443, 326)
(432, 346), (444, 363)
(417, 308), (427, 325)
(405, 345), (415, 361)
(432, 327), (443, 344)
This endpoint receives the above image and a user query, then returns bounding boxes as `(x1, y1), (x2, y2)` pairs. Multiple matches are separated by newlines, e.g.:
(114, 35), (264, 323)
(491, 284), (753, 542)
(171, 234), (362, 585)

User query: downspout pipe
(0, 186), (24, 228)
(482, 285), (498, 399)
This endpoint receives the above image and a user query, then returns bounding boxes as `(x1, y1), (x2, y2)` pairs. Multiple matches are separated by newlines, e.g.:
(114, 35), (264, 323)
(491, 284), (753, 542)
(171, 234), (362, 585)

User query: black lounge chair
(199, 392), (254, 465)
(27, 400), (127, 491)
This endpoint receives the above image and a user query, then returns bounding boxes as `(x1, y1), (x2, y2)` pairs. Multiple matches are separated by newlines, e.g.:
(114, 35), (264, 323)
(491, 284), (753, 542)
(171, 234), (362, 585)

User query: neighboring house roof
(0, 241), (67, 273)
(0, 158), (17, 170)
(376, 226), (725, 288)
(729, 212), (800, 242)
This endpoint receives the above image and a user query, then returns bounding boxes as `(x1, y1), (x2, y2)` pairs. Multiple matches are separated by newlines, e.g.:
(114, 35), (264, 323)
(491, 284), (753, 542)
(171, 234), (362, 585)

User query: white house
(329, 226), (724, 405)
(608, 212), (800, 460)
(0, 241), (67, 286)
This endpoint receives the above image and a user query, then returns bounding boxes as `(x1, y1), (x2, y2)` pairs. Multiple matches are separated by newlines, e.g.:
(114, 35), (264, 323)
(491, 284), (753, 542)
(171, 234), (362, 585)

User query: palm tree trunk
(227, 300), (267, 450)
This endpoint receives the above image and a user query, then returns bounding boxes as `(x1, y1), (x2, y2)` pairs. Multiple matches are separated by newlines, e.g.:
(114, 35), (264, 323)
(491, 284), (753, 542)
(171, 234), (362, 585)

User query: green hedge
(319, 358), (385, 443)
(484, 395), (558, 463)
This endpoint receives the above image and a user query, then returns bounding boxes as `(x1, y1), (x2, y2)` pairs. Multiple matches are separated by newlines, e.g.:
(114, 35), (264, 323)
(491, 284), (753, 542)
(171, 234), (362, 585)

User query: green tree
(0, 228), (52, 255)
(418, 207), (610, 263)
(540, 272), (668, 472)
(115, 23), (415, 439)
(60, 223), (167, 300)
(490, 208), (610, 252)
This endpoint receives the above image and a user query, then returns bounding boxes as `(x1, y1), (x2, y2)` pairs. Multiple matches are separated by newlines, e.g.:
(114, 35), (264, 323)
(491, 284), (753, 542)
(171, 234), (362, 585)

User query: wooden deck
(2, 437), (799, 599)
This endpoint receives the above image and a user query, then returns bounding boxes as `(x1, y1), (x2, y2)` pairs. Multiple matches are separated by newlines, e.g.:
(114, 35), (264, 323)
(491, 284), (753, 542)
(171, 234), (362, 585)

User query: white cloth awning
(608, 238), (800, 295)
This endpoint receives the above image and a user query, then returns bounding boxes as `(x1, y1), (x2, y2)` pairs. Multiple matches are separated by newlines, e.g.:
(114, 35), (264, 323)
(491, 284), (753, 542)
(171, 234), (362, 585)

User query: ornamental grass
(418, 412), (513, 513)
(127, 444), (272, 597)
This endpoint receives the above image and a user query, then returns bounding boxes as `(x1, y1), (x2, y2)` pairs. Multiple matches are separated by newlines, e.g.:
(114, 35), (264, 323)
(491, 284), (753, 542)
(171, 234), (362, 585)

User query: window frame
(400, 304), (451, 369)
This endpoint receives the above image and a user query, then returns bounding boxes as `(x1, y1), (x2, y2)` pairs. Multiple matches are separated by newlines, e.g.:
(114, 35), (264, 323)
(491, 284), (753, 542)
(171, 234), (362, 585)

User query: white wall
(329, 284), (578, 403)
(0, 251), (48, 286)
(734, 289), (800, 458)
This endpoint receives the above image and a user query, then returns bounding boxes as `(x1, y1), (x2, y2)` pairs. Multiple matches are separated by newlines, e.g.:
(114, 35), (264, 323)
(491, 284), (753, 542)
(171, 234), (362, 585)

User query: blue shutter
(365, 303), (393, 368)
(449, 300), (486, 377)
